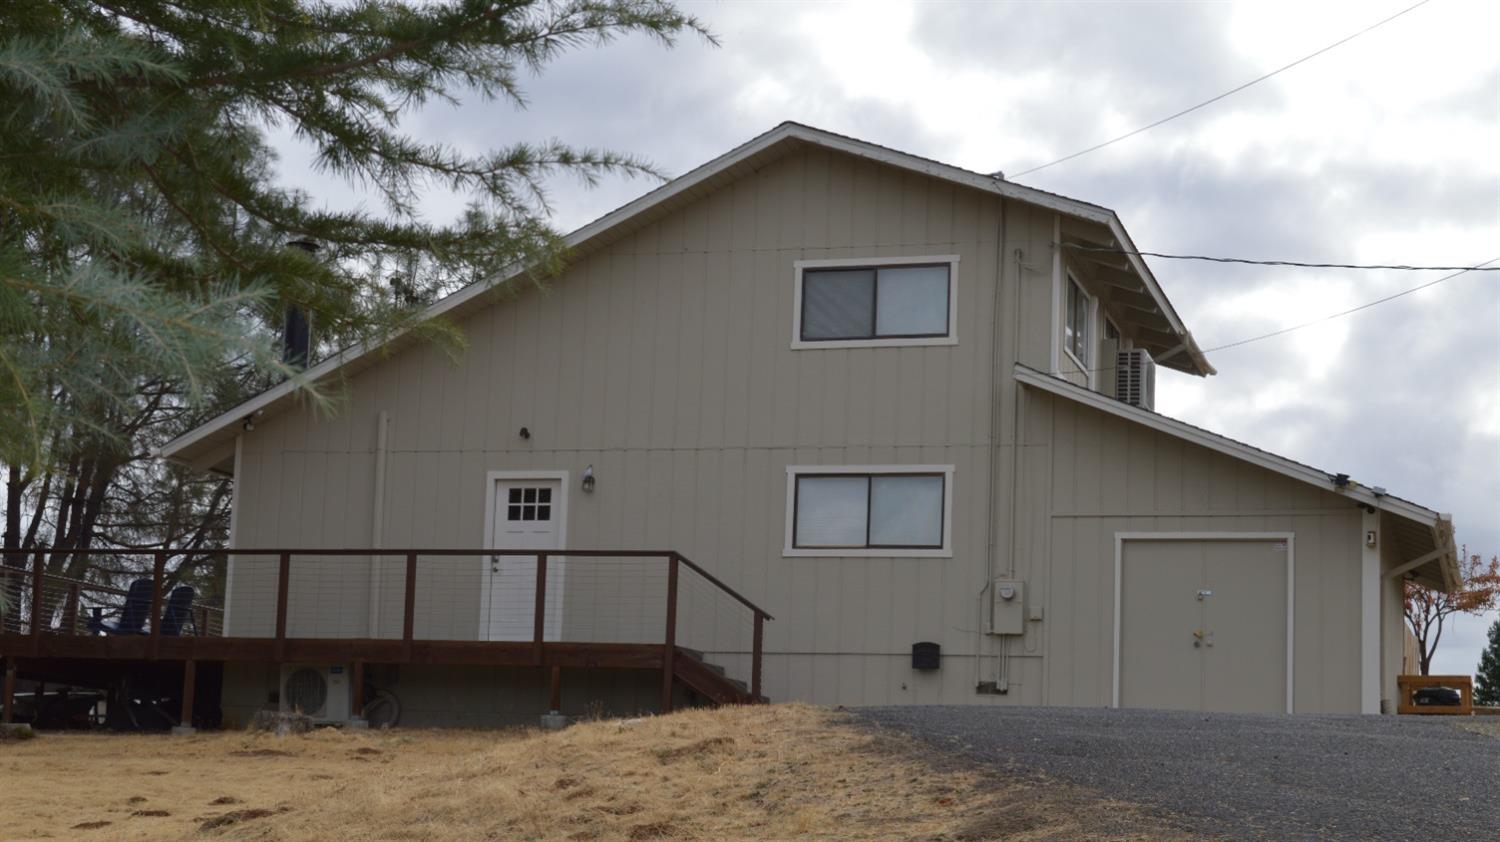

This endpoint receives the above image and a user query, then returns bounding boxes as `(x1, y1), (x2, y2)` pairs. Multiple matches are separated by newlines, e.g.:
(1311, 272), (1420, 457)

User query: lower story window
(785, 466), (953, 557)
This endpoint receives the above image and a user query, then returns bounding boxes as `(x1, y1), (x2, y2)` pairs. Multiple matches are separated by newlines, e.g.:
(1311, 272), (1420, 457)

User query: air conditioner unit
(280, 664), (352, 723)
(1115, 348), (1156, 411)
(1096, 337), (1120, 399)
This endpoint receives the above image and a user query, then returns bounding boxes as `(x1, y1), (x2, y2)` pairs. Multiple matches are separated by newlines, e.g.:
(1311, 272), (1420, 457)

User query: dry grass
(0, 703), (1196, 841)
(1456, 718), (1500, 739)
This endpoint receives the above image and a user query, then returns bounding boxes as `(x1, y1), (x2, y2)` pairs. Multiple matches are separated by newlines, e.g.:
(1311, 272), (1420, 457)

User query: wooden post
(351, 660), (366, 719)
(549, 665), (562, 713)
(402, 552), (417, 661)
(751, 610), (764, 702)
(661, 553), (679, 714)
(179, 659), (196, 728)
(1, 658), (15, 724)
(532, 553), (547, 666)
(62, 584), (80, 635)
(274, 552), (290, 663)
(29, 548), (45, 646)
(148, 551), (166, 659)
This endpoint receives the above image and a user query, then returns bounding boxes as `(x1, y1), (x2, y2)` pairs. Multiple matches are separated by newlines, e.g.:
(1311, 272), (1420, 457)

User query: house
(152, 123), (1457, 725)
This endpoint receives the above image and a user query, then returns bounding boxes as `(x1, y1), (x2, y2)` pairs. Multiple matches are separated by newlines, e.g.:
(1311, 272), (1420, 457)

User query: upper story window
(784, 465), (954, 558)
(792, 256), (959, 349)
(1064, 273), (1091, 365)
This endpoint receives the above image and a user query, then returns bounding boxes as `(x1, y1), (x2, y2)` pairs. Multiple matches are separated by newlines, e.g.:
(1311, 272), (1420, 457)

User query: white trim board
(221, 434), (243, 636)
(159, 122), (1214, 466)
(783, 464), (955, 558)
(790, 254), (960, 349)
(1112, 532), (1295, 714)
(1360, 509), (1381, 715)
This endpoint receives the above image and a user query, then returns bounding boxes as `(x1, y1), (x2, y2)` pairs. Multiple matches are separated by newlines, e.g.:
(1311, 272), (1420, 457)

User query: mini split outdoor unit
(280, 664), (352, 723)
(1115, 348), (1156, 412)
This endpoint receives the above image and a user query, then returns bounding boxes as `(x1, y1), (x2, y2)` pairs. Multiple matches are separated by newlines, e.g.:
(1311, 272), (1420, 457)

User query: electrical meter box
(988, 579), (1025, 635)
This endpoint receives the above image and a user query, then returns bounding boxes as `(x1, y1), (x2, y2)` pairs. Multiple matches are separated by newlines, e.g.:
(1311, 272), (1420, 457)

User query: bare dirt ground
(0, 703), (1194, 841)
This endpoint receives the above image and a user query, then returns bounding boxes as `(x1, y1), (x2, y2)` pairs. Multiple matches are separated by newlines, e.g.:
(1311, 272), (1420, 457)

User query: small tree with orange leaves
(1404, 546), (1500, 675)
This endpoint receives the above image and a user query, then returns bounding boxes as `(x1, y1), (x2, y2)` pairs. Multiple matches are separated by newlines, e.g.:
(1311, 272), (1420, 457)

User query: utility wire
(1063, 256), (1498, 374)
(1010, 0), (1435, 178)
(1201, 257), (1499, 353)
(1059, 243), (1500, 272)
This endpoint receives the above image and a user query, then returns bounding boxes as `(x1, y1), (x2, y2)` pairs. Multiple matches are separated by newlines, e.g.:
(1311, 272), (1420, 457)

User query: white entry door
(483, 476), (566, 641)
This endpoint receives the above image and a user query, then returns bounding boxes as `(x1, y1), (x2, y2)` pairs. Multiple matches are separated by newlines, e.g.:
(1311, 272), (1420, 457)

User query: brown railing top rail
(12, 547), (773, 623)
(35, 548), (679, 557)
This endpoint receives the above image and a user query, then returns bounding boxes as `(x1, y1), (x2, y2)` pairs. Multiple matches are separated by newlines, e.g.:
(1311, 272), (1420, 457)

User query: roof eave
(163, 122), (1215, 463)
(1014, 364), (1446, 529)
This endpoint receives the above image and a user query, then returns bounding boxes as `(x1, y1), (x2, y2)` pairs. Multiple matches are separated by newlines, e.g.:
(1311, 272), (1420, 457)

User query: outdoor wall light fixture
(518, 426), (531, 439)
(581, 465), (595, 493)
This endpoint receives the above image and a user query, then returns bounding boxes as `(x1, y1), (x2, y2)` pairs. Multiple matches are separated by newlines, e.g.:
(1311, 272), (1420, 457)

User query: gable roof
(158, 122), (1213, 470)
(1014, 363), (1459, 591)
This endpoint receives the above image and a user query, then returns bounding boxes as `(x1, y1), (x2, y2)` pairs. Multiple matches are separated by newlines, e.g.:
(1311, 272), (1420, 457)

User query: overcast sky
(271, 0), (1499, 674)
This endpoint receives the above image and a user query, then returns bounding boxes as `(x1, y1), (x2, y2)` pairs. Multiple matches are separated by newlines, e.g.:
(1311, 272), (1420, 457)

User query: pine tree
(1, 1), (712, 583)
(1477, 618), (1500, 706)
(0, 0), (713, 469)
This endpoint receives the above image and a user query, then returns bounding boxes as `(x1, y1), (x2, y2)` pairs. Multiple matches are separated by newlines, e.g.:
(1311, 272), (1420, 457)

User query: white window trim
(1112, 532), (1295, 714)
(1062, 271), (1091, 377)
(783, 464), (955, 557)
(791, 255), (960, 349)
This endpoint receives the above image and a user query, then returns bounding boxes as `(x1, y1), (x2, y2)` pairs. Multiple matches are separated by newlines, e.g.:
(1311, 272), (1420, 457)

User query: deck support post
(274, 552), (291, 663)
(661, 553), (679, 714)
(173, 659), (197, 734)
(2, 658), (15, 724)
(549, 665), (562, 712)
(752, 610), (764, 702)
(533, 553), (547, 667)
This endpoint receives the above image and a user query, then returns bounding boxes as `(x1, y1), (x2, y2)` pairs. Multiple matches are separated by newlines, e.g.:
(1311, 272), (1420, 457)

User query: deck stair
(674, 647), (766, 706)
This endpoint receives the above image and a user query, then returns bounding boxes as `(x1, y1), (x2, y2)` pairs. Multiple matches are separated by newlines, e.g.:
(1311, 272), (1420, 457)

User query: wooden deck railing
(0, 547), (772, 719)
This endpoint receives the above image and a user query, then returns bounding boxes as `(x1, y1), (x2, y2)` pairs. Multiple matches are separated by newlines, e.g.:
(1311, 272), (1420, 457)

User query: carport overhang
(1015, 364), (1460, 592)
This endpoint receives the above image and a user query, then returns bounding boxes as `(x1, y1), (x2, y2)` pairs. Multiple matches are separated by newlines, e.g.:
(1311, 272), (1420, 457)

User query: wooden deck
(0, 548), (771, 728)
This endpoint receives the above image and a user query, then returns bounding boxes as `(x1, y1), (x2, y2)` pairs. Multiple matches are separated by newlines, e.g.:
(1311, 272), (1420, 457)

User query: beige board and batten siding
(228, 146), (1070, 706)
(1019, 388), (1366, 713)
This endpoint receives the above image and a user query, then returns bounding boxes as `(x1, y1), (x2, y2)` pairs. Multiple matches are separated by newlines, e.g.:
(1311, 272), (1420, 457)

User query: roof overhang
(1054, 216), (1215, 376)
(160, 122), (1213, 470)
(1015, 364), (1459, 591)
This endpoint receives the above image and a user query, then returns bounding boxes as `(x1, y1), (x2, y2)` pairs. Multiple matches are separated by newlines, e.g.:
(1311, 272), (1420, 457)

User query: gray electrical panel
(989, 579), (1025, 635)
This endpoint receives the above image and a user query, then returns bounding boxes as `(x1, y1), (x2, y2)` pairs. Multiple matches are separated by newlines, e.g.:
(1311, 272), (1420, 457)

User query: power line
(1060, 244), (1500, 272)
(1010, 0), (1435, 178)
(1061, 256), (1498, 375)
(1203, 257), (1499, 353)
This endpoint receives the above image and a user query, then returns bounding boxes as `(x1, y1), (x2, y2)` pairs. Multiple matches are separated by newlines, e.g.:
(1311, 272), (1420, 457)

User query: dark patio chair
(158, 585), (197, 636)
(87, 578), (153, 635)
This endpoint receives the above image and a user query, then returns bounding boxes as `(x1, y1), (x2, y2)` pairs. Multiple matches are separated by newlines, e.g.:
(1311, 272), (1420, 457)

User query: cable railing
(0, 547), (771, 711)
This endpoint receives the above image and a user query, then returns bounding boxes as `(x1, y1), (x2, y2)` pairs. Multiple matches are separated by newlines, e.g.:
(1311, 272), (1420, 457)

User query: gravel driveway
(857, 706), (1500, 841)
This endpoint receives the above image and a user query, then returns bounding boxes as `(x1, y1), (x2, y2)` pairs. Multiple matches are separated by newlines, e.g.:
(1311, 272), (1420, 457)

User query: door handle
(1192, 628), (1203, 648)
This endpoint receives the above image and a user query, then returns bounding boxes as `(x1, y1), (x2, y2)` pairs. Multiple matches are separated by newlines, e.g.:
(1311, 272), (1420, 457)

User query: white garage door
(1117, 537), (1291, 714)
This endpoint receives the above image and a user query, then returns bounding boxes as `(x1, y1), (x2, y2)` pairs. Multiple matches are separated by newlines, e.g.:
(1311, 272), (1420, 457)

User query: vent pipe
(283, 239), (317, 369)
